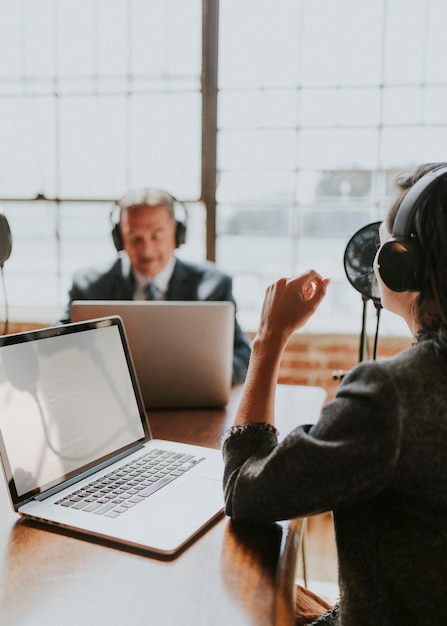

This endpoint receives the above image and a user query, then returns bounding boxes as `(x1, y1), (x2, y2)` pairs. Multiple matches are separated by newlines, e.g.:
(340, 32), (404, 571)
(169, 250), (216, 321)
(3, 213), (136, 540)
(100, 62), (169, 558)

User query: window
(0, 0), (204, 322)
(1, 0), (447, 337)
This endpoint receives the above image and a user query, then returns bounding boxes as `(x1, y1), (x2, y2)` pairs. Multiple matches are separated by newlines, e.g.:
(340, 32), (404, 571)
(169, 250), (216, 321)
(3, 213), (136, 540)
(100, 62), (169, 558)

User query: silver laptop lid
(0, 317), (149, 511)
(71, 301), (235, 409)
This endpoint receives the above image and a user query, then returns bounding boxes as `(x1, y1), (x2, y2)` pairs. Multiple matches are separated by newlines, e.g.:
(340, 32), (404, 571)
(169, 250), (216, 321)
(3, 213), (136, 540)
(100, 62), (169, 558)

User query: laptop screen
(0, 319), (147, 502)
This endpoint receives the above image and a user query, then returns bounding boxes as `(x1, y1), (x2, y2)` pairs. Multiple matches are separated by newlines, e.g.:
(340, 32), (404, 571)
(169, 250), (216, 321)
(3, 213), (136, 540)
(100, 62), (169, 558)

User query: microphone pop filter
(343, 221), (381, 303)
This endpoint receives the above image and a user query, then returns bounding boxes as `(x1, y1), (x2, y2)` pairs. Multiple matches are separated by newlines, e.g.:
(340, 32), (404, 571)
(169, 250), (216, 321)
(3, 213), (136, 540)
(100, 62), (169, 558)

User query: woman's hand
(256, 270), (330, 344)
(232, 270), (330, 427)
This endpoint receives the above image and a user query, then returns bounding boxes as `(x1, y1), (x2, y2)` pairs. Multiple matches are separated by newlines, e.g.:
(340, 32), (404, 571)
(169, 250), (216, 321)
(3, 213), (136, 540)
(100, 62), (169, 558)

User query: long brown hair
(388, 163), (447, 341)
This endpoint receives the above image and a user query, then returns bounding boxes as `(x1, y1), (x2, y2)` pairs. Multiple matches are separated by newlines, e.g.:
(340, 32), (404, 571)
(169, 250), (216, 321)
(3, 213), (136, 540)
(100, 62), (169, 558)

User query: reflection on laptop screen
(0, 324), (145, 497)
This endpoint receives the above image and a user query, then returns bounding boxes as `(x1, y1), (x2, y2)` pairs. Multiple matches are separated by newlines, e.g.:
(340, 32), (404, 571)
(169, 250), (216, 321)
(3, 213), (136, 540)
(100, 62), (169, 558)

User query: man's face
(120, 204), (177, 277)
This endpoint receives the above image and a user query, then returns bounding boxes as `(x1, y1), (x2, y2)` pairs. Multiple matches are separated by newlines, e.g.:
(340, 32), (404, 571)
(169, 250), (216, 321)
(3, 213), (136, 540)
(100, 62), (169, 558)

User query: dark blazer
(60, 256), (251, 385)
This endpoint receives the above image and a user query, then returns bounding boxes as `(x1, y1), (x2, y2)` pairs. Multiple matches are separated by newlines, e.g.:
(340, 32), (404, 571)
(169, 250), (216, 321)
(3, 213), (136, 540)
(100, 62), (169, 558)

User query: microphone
(343, 221), (381, 306)
(341, 221), (383, 368)
(0, 213), (12, 267)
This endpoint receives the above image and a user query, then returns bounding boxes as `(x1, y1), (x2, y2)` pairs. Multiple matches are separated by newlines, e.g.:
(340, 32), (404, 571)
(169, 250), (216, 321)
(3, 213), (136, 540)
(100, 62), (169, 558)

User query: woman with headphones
(221, 162), (447, 625)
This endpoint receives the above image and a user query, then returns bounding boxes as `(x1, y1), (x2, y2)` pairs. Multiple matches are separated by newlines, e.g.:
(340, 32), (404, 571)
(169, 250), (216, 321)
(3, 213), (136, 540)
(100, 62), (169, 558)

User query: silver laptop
(0, 318), (224, 555)
(71, 301), (234, 409)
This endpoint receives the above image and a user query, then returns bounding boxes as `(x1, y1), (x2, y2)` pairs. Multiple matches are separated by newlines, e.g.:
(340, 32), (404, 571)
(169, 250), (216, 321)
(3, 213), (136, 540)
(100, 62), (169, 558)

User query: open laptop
(0, 317), (224, 555)
(71, 301), (234, 409)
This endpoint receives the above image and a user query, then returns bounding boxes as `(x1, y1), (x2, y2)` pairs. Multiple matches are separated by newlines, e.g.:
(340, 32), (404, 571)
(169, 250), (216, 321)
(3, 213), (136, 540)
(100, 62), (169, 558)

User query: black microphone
(340, 221), (383, 369)
(344, 221), (381, 306)
(0, 213), (12, 267)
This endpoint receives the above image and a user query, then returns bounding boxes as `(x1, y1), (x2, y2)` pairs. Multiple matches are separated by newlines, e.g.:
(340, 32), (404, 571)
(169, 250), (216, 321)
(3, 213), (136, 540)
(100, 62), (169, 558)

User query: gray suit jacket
(60, 256), (251, 385)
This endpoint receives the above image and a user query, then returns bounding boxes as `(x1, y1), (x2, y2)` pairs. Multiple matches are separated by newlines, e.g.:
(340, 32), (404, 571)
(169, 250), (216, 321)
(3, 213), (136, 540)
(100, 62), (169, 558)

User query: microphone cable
(1, 264), (8, 335)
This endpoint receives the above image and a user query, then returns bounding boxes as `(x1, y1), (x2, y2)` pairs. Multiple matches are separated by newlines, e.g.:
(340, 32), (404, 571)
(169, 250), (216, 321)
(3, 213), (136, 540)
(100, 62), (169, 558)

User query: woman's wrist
(251, 331), (289, 360)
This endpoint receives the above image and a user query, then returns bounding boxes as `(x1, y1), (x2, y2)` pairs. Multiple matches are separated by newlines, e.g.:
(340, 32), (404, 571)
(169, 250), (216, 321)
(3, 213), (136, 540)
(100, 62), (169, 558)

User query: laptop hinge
(35, 442), (145, 501)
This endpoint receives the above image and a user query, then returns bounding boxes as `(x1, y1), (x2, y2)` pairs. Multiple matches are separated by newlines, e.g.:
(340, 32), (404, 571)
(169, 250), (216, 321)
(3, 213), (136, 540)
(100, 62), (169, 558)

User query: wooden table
(0, 384), (326, 626)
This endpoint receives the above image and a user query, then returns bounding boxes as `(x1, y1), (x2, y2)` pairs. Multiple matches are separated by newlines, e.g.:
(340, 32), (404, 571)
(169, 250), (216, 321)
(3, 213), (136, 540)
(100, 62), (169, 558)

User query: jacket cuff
(221, 422), (279, 444)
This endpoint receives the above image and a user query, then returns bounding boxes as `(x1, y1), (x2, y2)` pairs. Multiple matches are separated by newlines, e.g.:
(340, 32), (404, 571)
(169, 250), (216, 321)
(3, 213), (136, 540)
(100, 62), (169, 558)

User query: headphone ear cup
(377, 238), (421, 292)
(0, 214), (12, 267)
(111, 222), (123, 252)
(175, 220), (187, 247)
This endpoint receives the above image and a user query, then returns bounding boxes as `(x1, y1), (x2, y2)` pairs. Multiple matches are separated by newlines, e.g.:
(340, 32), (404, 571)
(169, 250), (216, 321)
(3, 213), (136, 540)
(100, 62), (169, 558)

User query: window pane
(219, 0), (301, 89)
(58, 96), (129, 197)
(0, 97), (56, 197)
(129, 93), (201, 196)
(299, 1), (384, 86)
(219, 129), (297, 171)
(217, 171), (296, 204)
(219, 90), (298, 130)
(300, 88), (381, 127)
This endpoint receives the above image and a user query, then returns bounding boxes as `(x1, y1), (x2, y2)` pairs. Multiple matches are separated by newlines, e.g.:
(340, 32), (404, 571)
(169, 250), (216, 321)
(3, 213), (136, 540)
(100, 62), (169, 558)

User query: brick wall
(248, 331), (411, 402)
(6, 322), (411, 405)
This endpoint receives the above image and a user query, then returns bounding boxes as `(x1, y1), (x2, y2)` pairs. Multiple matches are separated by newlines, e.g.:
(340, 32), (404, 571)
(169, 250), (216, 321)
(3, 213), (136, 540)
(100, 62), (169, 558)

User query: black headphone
(0, 213), (12, 268)
(377, 164), (447, 292)
(110, 189), (188, 252)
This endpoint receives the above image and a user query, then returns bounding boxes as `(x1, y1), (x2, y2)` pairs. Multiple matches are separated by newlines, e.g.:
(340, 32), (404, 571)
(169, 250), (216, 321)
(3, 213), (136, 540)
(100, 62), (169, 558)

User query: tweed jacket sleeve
(223, 339), (447, 625)
(223, 357), (402, 522)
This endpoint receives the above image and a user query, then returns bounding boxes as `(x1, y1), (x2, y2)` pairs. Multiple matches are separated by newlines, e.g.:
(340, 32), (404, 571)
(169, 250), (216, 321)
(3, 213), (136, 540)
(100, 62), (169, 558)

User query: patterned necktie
(144, 283), (159, 300)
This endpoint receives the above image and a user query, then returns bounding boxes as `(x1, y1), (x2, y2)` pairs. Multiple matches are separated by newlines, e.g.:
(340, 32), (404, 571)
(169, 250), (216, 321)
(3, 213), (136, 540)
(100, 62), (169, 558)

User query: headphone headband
(393, 164), (447, 239)
(378, 163), (447, 292)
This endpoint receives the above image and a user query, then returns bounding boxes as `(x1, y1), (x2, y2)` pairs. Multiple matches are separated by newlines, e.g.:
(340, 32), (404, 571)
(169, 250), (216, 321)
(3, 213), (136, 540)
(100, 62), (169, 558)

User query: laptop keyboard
(55, 448), (205, 519)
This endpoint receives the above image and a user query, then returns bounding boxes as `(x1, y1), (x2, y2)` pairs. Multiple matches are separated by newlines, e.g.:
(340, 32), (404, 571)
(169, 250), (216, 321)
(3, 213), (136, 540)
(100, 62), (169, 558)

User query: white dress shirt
(132, 255), (176, 301)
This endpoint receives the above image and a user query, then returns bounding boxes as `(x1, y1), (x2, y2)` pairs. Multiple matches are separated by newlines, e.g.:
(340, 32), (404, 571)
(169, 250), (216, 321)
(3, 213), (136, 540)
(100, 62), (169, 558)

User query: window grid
(216, 0), (447, 334)
(1, 0), (447, 337)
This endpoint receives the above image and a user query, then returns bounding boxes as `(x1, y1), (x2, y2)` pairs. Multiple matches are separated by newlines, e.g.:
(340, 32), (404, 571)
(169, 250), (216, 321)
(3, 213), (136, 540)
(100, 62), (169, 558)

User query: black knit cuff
(221, 422), (279, 444)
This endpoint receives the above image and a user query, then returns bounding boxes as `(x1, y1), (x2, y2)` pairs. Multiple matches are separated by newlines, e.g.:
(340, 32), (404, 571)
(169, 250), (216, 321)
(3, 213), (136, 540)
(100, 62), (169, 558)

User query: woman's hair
(388, 162), (447, 343)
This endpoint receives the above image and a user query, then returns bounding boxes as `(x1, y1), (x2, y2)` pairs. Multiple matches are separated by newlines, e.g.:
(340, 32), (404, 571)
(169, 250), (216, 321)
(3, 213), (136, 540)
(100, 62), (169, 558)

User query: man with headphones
(221, 163), (447, 624)
(60, 187), (251, 386)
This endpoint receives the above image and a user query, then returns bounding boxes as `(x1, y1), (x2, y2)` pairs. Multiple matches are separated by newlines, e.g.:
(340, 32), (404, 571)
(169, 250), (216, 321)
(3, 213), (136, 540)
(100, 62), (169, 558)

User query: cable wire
(1, 264), (9, 335)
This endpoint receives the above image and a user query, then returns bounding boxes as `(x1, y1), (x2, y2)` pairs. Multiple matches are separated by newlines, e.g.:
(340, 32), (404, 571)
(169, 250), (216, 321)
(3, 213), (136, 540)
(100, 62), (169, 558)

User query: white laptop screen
(0, 320), (147, 501)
